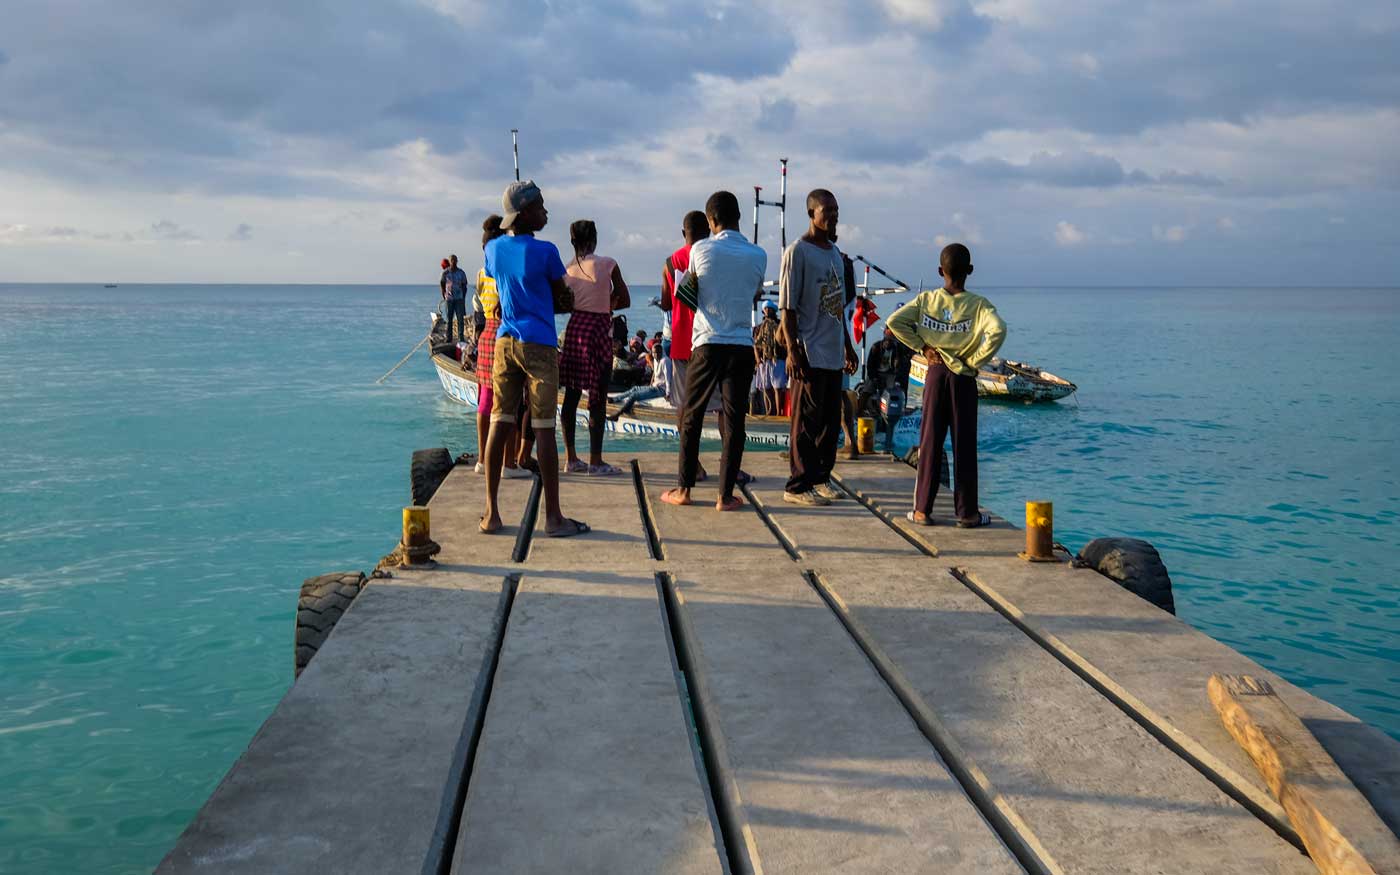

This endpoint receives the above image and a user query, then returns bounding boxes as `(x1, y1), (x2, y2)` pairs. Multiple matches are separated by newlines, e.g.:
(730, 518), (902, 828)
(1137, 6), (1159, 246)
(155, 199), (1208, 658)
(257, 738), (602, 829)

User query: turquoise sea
(1, 283), (1398, 873)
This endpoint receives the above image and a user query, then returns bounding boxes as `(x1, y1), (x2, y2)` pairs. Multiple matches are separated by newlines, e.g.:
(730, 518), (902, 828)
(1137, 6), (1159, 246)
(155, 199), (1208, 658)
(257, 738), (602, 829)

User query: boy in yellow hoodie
(886, 243), (1006, 527)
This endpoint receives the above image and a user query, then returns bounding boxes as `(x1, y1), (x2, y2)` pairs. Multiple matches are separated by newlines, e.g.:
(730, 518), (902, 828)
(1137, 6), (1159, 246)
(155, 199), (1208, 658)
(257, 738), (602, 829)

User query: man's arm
(440, 271), (449, 299)
(659, 256), (674, 312)
(842, 318), (859, 375)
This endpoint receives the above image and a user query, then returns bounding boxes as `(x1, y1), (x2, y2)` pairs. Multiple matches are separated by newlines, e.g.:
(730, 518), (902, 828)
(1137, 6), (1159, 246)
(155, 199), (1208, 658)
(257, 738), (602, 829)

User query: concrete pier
(159, 451), (1400, 874)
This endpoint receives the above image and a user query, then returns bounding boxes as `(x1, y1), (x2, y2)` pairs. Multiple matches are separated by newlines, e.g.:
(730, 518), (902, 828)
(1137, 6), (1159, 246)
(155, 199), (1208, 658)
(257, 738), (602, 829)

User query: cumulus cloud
(938, 150), (1224, 189)
(1054, 221), (1087, 246)
(1153, 224), (1189, 243)
(228, 223), (254, 241)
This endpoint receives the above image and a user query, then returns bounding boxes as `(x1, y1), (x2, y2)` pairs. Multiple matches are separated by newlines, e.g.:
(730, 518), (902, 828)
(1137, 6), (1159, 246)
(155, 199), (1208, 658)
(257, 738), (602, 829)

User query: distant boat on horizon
(103, 284), (118, 288)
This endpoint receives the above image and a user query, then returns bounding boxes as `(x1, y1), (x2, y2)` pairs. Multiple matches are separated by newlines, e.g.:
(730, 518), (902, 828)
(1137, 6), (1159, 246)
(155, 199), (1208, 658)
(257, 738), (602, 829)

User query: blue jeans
(445, 296), (467, 341)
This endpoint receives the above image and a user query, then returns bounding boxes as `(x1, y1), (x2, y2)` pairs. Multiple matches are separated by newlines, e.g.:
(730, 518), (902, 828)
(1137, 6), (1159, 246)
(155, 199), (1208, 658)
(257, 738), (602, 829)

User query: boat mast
(511, 129), (520, 181)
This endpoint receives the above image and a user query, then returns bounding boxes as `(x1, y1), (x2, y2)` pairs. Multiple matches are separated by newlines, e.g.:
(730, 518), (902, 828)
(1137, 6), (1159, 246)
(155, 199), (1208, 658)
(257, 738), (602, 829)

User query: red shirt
(663, 244), (696, 361)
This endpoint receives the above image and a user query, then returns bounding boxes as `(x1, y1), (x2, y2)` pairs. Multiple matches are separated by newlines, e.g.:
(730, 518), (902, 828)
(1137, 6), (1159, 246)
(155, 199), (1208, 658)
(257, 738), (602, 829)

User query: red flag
(852, 297), (879, 344)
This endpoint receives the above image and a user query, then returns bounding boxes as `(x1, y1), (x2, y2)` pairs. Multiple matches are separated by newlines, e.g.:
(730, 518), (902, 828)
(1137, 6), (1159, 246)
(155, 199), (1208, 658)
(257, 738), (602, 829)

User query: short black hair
(806, 188), (835, 214)
(481, 214), (505, 248)
(940, 243), (972, 278)
(682, 210), (708, 241)
(705, 191), (741, 227)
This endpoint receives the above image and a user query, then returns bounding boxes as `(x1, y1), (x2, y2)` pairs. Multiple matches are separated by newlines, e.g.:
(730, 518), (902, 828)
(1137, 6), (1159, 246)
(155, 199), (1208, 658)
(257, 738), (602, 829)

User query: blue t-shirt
(484, 234), (567, 346)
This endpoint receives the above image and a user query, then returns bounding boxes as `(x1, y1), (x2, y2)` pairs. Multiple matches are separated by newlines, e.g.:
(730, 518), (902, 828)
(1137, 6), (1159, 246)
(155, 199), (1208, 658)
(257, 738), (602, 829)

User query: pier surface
(159, 451), (1400, 874)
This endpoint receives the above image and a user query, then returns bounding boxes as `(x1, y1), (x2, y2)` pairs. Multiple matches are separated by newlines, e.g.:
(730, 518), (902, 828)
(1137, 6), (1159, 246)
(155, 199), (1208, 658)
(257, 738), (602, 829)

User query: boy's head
(704, 191), (741, 233)
(682, 210), (709, 245)
(938, 243), (974, 285)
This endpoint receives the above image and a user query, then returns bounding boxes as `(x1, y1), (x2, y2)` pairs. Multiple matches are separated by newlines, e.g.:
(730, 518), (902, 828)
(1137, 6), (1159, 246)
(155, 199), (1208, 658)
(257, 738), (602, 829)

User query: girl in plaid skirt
(472, 214), (529, 478)
(559, 220), (631, 475)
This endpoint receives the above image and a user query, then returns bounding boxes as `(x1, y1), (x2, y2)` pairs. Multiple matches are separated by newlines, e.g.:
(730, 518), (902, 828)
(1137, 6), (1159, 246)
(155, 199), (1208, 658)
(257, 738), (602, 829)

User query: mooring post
(1020, 501), (1057, 561)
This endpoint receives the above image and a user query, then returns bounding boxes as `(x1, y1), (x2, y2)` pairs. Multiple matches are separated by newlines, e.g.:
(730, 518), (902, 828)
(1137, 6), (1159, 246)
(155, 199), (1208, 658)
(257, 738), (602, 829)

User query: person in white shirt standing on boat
(558, 219), (631, 475)
(661, 191), (767, 512)
(780, 189), (859, 506)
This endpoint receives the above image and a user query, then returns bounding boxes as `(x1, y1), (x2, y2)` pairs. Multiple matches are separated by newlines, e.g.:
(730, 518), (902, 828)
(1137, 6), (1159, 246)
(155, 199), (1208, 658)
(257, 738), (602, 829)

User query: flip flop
(905, 511), (935, 527)
(588, 463), (623, 476)
(565, 459), (590, 474)
(734, 470), (756, 486)
(660, 488), (693, 506)
(716, 495), (745, 512)
(546, 518), (591, 538)
(956, 512), (993, 529)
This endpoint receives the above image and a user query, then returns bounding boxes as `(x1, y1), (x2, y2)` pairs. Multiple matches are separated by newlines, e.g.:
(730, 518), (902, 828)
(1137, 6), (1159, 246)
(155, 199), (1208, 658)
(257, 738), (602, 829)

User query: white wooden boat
(909, 355), (1077, 403)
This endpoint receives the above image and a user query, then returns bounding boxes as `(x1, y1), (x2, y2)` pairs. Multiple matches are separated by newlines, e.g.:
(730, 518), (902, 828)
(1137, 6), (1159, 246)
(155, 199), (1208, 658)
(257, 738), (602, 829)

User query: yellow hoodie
(886, 288), (1006, 377)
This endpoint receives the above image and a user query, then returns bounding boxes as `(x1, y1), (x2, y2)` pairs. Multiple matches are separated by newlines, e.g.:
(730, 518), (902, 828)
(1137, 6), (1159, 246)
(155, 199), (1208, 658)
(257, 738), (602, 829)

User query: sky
(0, 0), (1397, 286)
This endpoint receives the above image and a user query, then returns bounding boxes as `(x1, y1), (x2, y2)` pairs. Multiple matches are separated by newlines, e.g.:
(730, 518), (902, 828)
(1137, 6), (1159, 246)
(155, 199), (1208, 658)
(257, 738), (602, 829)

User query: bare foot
(479, 513), (503, 534)
(716, 495), (744, 512)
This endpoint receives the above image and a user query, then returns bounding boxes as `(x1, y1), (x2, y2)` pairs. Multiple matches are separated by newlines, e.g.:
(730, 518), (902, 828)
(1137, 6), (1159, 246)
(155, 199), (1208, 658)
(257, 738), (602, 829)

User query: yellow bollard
(856, 416), (876, 454)
(1019, 500), (1058, 562)
(402, 506), (431, 548)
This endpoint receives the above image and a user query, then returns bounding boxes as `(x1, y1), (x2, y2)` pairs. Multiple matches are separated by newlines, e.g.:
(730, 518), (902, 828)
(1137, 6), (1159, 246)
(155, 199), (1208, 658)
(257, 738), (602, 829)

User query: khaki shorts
(491, 336), (559, 429)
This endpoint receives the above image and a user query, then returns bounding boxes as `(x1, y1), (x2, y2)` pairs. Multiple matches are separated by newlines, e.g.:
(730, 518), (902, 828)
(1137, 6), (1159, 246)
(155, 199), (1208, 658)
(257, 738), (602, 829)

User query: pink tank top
(564, 254), (617, 314)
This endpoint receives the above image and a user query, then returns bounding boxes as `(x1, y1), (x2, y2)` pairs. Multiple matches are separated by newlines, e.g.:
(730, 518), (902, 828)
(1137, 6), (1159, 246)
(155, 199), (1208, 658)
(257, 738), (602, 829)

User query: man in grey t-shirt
(779, 189), (859, 505)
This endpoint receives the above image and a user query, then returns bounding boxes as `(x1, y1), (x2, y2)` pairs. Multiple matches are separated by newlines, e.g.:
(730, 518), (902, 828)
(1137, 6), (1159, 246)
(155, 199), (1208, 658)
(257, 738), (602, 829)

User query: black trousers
(786, 367), (842, 494)
(677, 344), (755, 496)
(914, 359), (979, 521)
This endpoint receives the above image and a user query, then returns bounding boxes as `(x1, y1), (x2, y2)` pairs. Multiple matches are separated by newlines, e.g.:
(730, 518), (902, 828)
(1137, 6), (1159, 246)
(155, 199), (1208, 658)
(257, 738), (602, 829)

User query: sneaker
(813, 482), (841, 501)
(474, 461), (485, 474)
(502, 465), (532, 479)
(783, 489), (830, 507)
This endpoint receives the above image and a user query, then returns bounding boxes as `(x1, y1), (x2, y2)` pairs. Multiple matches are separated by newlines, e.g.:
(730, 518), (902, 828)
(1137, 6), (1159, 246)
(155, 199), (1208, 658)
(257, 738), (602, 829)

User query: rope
(375, 330), (434, 384)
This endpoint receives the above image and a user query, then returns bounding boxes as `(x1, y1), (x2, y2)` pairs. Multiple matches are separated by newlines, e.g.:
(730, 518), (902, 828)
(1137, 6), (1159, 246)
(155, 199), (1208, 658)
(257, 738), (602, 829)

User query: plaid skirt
(559, 310), (613, 392)
(474, 317), (500, 382)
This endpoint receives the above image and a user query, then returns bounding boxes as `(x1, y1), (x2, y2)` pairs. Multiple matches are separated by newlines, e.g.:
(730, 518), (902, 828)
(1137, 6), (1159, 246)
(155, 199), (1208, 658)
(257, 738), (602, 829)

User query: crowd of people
(441, 179), (1007, 536)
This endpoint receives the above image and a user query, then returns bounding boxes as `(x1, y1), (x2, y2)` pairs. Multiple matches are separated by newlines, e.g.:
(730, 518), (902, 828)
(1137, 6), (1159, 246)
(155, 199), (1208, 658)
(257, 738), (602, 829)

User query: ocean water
(1, 282), (1397, 873)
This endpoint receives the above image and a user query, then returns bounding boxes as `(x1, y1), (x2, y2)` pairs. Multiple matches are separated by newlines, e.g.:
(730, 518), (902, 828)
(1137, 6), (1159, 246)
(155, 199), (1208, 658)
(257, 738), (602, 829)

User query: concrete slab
(428, 463), (539, 567)
(671, 566), (1022, 874)
(157, 569), (512, 874)
(527, 462), (652, 569)
(835, 463), (1400, 844)
(740, 469), (1315, 874)
(451, 570), (723, 875)
(636, 458), (787, 569)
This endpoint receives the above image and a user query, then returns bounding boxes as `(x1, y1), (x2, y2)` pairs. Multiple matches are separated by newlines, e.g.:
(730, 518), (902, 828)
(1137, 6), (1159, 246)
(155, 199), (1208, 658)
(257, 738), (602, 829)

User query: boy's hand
(922, 345), (938, 361)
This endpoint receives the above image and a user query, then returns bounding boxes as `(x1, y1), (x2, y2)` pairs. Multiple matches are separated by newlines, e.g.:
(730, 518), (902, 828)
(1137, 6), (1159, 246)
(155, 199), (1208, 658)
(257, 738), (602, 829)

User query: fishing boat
(909, 355), (1077, 403)
(427, 314), (924, 452)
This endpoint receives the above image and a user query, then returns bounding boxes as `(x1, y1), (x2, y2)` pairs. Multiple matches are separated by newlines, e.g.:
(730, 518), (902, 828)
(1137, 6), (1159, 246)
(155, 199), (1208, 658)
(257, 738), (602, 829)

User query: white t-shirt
(687, 230), (767, 350)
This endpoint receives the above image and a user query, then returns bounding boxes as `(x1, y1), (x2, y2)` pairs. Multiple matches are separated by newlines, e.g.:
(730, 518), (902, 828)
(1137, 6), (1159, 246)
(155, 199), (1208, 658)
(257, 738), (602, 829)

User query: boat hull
(432, 354), (923, 452)
(909, 356), (1076, 403)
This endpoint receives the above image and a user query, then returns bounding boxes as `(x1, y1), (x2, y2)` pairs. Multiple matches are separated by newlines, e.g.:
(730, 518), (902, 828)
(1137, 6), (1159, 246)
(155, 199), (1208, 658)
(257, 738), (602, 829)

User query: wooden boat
(427, 316), (923, 452)
(909, 355), (1077, 403)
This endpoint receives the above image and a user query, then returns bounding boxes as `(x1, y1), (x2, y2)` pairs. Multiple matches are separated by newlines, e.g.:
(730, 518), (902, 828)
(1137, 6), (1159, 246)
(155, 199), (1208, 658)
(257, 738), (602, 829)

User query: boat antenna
(751, 158), (788, 248)
(851, 255), (910, 290)
(511, 129), (520, 181)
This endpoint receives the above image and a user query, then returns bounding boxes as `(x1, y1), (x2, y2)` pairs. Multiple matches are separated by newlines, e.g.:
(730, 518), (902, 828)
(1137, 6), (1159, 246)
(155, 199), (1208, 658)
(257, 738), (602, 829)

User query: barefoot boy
(885, 243), (1006, 527)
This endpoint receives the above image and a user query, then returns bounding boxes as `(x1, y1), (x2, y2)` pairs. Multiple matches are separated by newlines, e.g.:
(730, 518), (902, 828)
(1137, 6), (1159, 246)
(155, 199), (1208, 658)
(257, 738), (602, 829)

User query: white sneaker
(814, 482), (842, 501)
(474, 462), (485, 474)
(783, 489), (830, 507)
(502, 465), (532, 479)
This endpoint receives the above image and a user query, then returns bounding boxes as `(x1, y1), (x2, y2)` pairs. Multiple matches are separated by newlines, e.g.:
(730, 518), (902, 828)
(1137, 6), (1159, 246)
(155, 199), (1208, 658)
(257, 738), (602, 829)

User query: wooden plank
(1209, 675), (1400, 875)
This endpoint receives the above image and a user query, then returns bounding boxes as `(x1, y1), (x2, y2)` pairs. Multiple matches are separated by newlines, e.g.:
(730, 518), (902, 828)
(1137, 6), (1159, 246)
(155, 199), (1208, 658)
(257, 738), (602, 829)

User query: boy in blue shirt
(480, 180), (589, 538)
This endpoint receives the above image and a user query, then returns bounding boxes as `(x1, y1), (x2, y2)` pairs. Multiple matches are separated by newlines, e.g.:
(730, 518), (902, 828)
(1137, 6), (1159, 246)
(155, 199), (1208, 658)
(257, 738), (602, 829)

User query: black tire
(295, 571), (365, 677)
(411, 447), (454, 506)
(1078, 537), (1176, 614)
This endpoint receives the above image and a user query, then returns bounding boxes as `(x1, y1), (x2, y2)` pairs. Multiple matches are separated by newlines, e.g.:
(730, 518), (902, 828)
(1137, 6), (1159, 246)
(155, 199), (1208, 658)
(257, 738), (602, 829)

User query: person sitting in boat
(558, 219), (631, 476)
(864, 326), (913, 452)
(471, 216), (530, 480)
(608, 339), (671, 421)
(886, 242), (1006, 528)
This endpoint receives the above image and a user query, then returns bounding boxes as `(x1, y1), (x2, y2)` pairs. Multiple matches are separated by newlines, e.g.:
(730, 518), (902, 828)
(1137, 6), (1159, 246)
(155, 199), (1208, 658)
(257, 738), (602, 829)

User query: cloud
(382, 219), (401, 233)
(228, 223), (253, 241)
(147, 220), (199, 242)
(1054, 221), (1087, 246)
(938, 150), (1224, 189)
(1153, 224), (1189, 243)
(756, 97), (797, 133)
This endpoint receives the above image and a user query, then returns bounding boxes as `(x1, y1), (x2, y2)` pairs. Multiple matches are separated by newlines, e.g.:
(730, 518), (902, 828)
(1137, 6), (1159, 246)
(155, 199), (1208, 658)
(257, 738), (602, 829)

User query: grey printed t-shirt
(778, 238), (847, 371)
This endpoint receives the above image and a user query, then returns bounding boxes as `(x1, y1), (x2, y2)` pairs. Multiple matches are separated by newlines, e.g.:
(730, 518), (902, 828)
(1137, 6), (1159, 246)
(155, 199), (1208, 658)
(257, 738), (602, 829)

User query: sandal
(956, 512), (992, 529)
(905, 511), (935, 527)
(716, 495), (745, 512)
(660, 488), (693, 506)
(565, 459), (590, 474)
(587, 462), (623, 476)
(546, 517), (591, 538)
